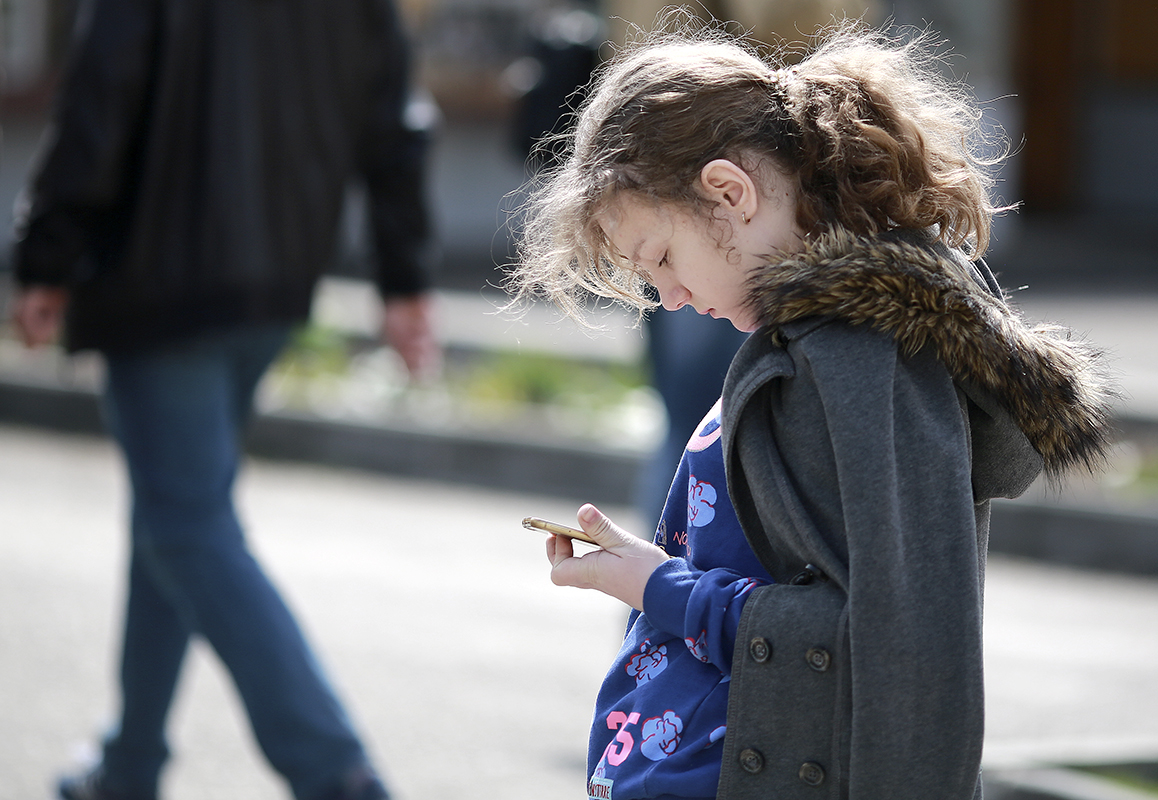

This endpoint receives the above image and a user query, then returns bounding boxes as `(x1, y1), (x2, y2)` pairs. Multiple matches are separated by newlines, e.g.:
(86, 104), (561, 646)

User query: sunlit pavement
(3, 424), (1158, 800)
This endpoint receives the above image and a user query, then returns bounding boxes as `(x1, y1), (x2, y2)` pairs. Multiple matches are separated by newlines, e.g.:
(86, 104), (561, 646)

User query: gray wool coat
(714, 229), (1115, 800)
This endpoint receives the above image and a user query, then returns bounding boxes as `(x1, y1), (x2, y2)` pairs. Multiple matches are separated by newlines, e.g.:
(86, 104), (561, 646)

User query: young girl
(507, 19), (1115, 800)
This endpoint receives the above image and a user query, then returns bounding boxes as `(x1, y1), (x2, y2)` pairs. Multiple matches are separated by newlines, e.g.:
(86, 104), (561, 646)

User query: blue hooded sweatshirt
(587, 398), (774, 800)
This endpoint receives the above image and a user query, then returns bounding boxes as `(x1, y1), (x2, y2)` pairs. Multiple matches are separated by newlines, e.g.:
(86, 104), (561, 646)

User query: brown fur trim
(745, 229), (1117, 475)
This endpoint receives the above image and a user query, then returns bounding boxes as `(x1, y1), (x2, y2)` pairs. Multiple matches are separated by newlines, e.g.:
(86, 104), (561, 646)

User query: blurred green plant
(264, 324), (658, 445)
(1077, 765), (1158, 796)
(275, 325), (351, 381)
(1133, 455), (1158, 488)
(455, 349), (647, 409)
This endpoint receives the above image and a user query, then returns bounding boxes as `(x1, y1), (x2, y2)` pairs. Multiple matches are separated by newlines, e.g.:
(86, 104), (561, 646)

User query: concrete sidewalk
(3, 423), (1158, 800)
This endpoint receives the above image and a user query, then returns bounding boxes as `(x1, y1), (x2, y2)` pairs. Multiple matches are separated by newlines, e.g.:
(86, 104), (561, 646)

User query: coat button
(749, 637), (772, 663)
(789, 569), (815, 586)
(799, 761), (826, 786)
(739, 748), (765, 774)
(789, 564), (826, 585)
(806, 647), (831, 672)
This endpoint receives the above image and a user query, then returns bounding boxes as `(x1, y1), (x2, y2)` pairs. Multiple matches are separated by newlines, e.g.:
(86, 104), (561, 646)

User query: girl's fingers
(544, 504), (669, 609)
(547, 532), (574, 566)
(575, 503), (630, 549)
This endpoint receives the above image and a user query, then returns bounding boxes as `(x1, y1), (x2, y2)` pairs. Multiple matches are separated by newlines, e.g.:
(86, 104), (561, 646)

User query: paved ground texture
(3, 424), (1158, 800)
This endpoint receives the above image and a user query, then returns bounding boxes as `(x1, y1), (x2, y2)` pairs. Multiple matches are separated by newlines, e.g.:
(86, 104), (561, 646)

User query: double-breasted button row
(736, 749), (826, 787)
(748, 637), (831, 673)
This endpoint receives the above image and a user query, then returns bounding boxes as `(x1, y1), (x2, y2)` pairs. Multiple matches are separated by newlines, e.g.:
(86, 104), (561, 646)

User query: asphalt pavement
(3, 422), (1158, 800)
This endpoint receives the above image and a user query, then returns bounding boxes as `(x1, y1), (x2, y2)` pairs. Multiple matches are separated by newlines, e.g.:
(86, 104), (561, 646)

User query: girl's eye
(658, 253), (670, 268)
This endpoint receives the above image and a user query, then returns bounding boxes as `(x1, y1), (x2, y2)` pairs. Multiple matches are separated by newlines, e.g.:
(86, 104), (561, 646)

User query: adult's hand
(546, 503), (671, 611)
(11, 286), (69, 348)
(380, 293), (441, 379)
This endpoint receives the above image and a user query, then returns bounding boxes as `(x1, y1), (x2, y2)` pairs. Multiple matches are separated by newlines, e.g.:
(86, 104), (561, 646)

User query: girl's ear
(699, 159), (758, 220)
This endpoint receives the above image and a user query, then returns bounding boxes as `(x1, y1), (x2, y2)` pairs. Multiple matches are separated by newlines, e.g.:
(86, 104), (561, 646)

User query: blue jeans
(99, 326), (369, 799)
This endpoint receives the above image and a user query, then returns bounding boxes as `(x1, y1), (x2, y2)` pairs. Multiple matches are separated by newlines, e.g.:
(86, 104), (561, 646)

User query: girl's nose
(652, 274), (689, 311)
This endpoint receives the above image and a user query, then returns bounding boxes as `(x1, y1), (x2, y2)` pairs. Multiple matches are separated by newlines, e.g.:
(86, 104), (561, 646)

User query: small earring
(740, 212), (748, 225)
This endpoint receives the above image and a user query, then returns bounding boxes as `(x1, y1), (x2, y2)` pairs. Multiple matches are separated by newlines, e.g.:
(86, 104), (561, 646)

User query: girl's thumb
(577, 503), (624, 546)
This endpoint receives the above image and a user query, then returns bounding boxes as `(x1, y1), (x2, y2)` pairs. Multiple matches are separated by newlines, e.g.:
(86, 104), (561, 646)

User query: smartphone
(522, 516), (599, 545)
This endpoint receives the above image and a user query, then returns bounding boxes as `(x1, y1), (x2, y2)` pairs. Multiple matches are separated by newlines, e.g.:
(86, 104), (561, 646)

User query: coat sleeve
(358, 0), (434, 298)
(718, 322), (984, 800)
(14, 0), (159, 286)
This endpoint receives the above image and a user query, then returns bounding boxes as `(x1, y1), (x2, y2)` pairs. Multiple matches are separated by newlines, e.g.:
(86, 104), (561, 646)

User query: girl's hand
(546, 503), (670, 611)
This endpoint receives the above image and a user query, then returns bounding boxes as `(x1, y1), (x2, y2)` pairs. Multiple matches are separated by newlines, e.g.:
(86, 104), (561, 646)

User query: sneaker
(57, 766), (157, 800)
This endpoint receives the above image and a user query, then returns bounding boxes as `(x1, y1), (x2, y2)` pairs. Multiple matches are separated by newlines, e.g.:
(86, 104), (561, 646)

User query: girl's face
(599, 163), (803, 332)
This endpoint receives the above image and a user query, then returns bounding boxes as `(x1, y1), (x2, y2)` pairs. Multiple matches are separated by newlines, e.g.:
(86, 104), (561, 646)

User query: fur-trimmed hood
(744, 228), (1117, 477)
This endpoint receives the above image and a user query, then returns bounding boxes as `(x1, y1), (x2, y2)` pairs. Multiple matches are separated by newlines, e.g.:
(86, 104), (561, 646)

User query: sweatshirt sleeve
(642, 557), (766, 674)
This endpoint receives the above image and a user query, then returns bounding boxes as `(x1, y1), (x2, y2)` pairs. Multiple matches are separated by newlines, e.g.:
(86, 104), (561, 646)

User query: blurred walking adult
(9, 1), (438, 799)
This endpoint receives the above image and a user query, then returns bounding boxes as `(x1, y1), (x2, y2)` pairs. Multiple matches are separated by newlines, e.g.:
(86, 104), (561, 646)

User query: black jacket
(13, 0), (433, 352)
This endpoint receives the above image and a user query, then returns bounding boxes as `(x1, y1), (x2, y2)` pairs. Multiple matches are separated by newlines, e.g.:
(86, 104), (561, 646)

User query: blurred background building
(3, 0), (1155, 291)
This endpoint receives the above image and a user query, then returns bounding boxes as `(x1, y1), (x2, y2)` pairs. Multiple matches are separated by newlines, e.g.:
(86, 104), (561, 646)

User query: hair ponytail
(783, 23), (1008, 254)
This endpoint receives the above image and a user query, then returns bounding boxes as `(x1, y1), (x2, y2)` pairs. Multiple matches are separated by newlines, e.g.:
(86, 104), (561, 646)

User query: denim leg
(101, 326), (368, 798)
(99, 552), (191, 794)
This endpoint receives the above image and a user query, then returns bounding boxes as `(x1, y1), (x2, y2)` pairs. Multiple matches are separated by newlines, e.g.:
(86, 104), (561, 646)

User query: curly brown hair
(507, 16), (1010, 323)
